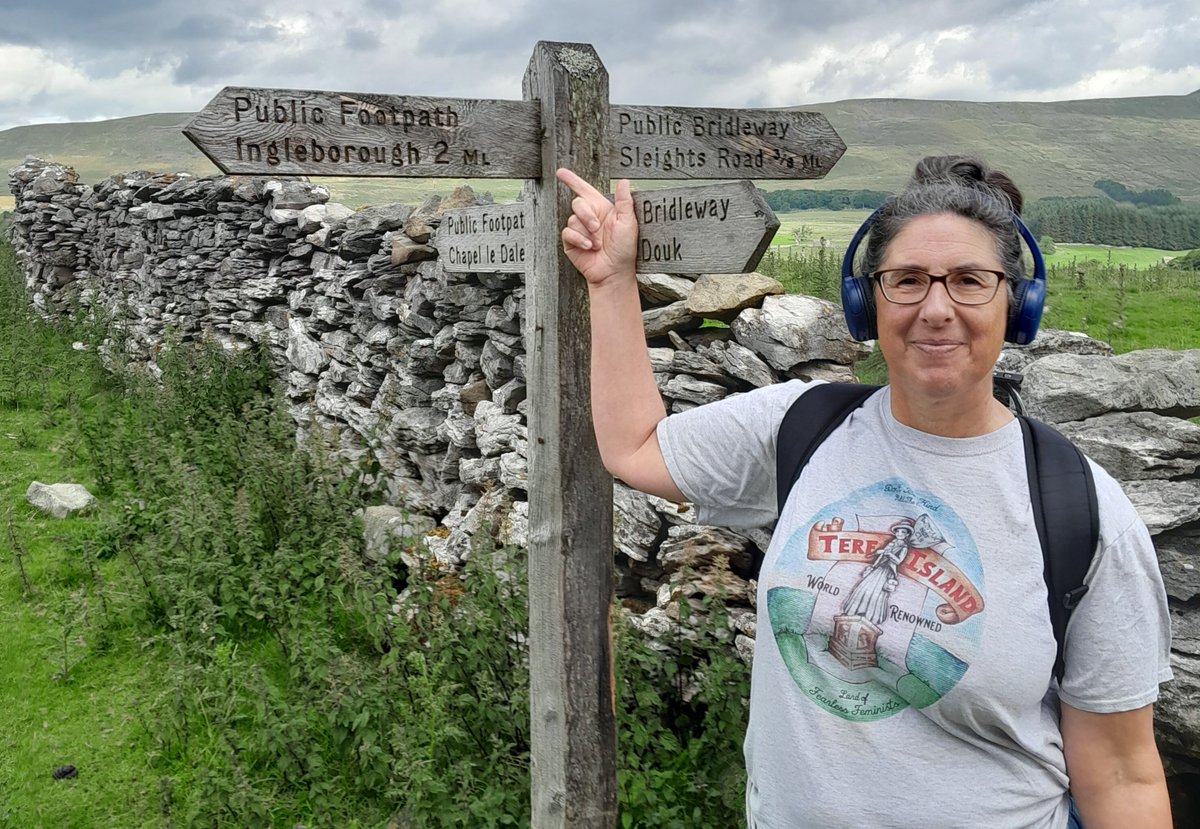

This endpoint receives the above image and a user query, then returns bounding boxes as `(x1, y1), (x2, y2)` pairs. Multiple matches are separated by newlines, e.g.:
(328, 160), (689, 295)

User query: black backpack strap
(775, 383), (881, 516)
(1019, 417), (1100, 685)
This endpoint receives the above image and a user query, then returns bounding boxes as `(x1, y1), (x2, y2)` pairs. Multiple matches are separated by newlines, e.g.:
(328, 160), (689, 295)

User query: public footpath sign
(184, 87), (542, 178)
(433, 202), (530, 273)
(433, 182), (780, 275)
(185, 42), (843, 829)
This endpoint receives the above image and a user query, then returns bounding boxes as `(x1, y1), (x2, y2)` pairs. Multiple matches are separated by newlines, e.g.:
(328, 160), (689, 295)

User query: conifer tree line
(760, 187), (1200, 250)
(758, 189), (892, 211)
(1092, 179), (1180, 207)
(1025, 198), (1200, 250)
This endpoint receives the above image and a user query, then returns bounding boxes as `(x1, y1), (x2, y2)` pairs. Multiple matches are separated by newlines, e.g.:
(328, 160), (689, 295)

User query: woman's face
(874, 213), (1009, 403)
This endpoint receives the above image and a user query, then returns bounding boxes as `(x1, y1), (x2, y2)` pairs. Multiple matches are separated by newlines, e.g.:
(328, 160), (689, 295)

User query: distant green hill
(793, 90), (1200, 203)
(2, 90), (1198, 207)
(0, 112), (212, 182)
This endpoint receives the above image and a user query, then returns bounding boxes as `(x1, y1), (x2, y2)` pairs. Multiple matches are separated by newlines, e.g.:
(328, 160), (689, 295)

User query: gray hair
(860, 156), (1028, 301)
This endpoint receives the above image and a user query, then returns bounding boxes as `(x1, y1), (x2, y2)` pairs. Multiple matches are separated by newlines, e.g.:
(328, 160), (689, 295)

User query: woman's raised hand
(555, 168), (638, 288)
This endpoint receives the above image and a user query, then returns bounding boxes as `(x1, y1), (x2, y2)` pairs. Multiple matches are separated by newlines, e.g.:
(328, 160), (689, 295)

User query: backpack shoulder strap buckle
(1063, 584), (1090, 611)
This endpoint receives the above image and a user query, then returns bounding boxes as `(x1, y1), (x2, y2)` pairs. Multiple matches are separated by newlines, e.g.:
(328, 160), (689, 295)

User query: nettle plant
(66, 336), (750, 826)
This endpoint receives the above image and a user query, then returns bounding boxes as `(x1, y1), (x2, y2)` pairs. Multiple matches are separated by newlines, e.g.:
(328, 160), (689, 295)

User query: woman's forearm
(557, 169), (683, 502)
(585, 277), (683, 500)
(1072, 778), (1171, 828)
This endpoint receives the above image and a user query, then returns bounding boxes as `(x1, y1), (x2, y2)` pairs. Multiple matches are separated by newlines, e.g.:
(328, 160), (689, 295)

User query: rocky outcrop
(1001, 338), (1200, 789)
(1023, 350), (1200, 423)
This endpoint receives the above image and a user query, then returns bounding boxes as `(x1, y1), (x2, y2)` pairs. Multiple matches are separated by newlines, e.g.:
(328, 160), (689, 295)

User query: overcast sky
(1, 0), (1197, 133)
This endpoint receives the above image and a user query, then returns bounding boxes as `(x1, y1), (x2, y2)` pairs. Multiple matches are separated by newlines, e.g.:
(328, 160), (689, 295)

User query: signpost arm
(523, 41), (616, 828)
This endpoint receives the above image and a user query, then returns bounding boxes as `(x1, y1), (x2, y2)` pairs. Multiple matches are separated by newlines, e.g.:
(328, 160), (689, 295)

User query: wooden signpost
(432, 182), (780, 275)
(433, 202), (530, 272)
(184, 41), (844, 829)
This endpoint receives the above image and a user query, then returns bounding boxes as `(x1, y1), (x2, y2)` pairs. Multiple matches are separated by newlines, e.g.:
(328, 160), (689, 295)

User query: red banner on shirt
(807, 521), (984, 624)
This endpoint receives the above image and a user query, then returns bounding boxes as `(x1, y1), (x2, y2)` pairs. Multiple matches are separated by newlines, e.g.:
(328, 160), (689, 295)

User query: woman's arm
(555, 168), (685, 502)
(1061, 702), (1171, 828)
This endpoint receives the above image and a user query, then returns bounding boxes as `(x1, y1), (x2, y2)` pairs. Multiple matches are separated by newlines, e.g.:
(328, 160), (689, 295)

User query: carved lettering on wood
(184, 87), (542, 178)
(609, 105), (845, 180)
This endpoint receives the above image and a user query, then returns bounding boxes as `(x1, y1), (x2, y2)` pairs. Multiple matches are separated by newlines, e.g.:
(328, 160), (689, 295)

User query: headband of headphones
(839, 206), (1046, 345)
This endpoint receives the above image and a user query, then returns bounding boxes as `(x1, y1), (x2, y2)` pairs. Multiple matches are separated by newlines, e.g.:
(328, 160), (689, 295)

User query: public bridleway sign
(184, 42), (844, 829)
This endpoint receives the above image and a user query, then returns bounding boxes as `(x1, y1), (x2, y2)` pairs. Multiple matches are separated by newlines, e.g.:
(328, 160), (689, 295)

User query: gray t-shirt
(657, 381), (1173, 829)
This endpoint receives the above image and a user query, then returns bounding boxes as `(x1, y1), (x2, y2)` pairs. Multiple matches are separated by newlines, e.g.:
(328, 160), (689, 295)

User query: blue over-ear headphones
(840, 208), (1046, 345)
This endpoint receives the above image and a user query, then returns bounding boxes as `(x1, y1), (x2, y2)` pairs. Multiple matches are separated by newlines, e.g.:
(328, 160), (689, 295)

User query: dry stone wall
(8, 157), (1200, 794)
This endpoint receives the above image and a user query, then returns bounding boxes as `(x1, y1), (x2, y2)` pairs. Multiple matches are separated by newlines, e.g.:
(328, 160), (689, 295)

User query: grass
(0, 597), (164, 828)
(769, 208), (873, 248)
(1041, 264), (1200, 351)
(1044, 244), (1183, 268)
(0, 243), (164, 826)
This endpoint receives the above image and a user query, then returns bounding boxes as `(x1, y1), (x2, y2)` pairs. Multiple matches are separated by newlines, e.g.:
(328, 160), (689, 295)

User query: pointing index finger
(555, 168), (605, 203)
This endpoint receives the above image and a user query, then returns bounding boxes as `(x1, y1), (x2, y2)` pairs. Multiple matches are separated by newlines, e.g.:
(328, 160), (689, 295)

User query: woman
(841, 520), (914, 625)
(556, 156), (1173, 828)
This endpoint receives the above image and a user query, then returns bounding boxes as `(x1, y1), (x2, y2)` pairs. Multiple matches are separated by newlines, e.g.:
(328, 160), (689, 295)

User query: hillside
(0, 113), (215, 184)
(797, 90), (1200, 202)
(2, 90), (1198, 206)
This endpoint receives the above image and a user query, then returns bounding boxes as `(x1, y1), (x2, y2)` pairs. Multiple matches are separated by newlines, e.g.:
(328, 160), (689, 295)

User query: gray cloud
(0, 0), (1196, 131)
(343, 28), (382, 52)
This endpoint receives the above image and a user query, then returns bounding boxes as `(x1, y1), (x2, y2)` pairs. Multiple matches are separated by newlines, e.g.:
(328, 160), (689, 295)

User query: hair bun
(911, 155), (1024, 215)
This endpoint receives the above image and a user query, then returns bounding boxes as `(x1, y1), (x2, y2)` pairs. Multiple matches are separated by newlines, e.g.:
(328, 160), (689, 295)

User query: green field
(766, 212), (1194, 270)
(1045, 244), (1183, 268)
(1041, 265), (1199, 351)
(770, 209), (873, 248)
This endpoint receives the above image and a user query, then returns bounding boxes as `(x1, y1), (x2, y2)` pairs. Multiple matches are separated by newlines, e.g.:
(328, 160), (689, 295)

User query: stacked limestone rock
(5, 159), (529, 540)
(6, 158), (335, 369)
(1001, 336), (1200, 788)
(7, 158), (94, 317)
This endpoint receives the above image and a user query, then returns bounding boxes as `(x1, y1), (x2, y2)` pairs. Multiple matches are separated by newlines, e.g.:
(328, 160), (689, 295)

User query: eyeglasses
(872, 268), (1005, 305)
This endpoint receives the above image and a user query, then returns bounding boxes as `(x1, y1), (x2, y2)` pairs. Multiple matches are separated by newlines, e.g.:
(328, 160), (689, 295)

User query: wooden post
(523, 41), (616, 828)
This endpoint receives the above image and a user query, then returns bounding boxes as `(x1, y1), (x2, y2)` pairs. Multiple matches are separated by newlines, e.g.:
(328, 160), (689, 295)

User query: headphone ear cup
(841, 206), (886, 342)
(841, 276), (877, 341)
(1008, 213), (1047, 345)
(1006, 276), (1045, 345)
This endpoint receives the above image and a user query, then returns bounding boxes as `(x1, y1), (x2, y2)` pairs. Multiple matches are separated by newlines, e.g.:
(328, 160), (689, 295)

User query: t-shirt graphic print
(768, 476), (986, 722)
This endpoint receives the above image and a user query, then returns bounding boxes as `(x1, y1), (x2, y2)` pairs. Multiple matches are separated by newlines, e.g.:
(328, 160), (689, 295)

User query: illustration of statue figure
(841, 520), (915, 625)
